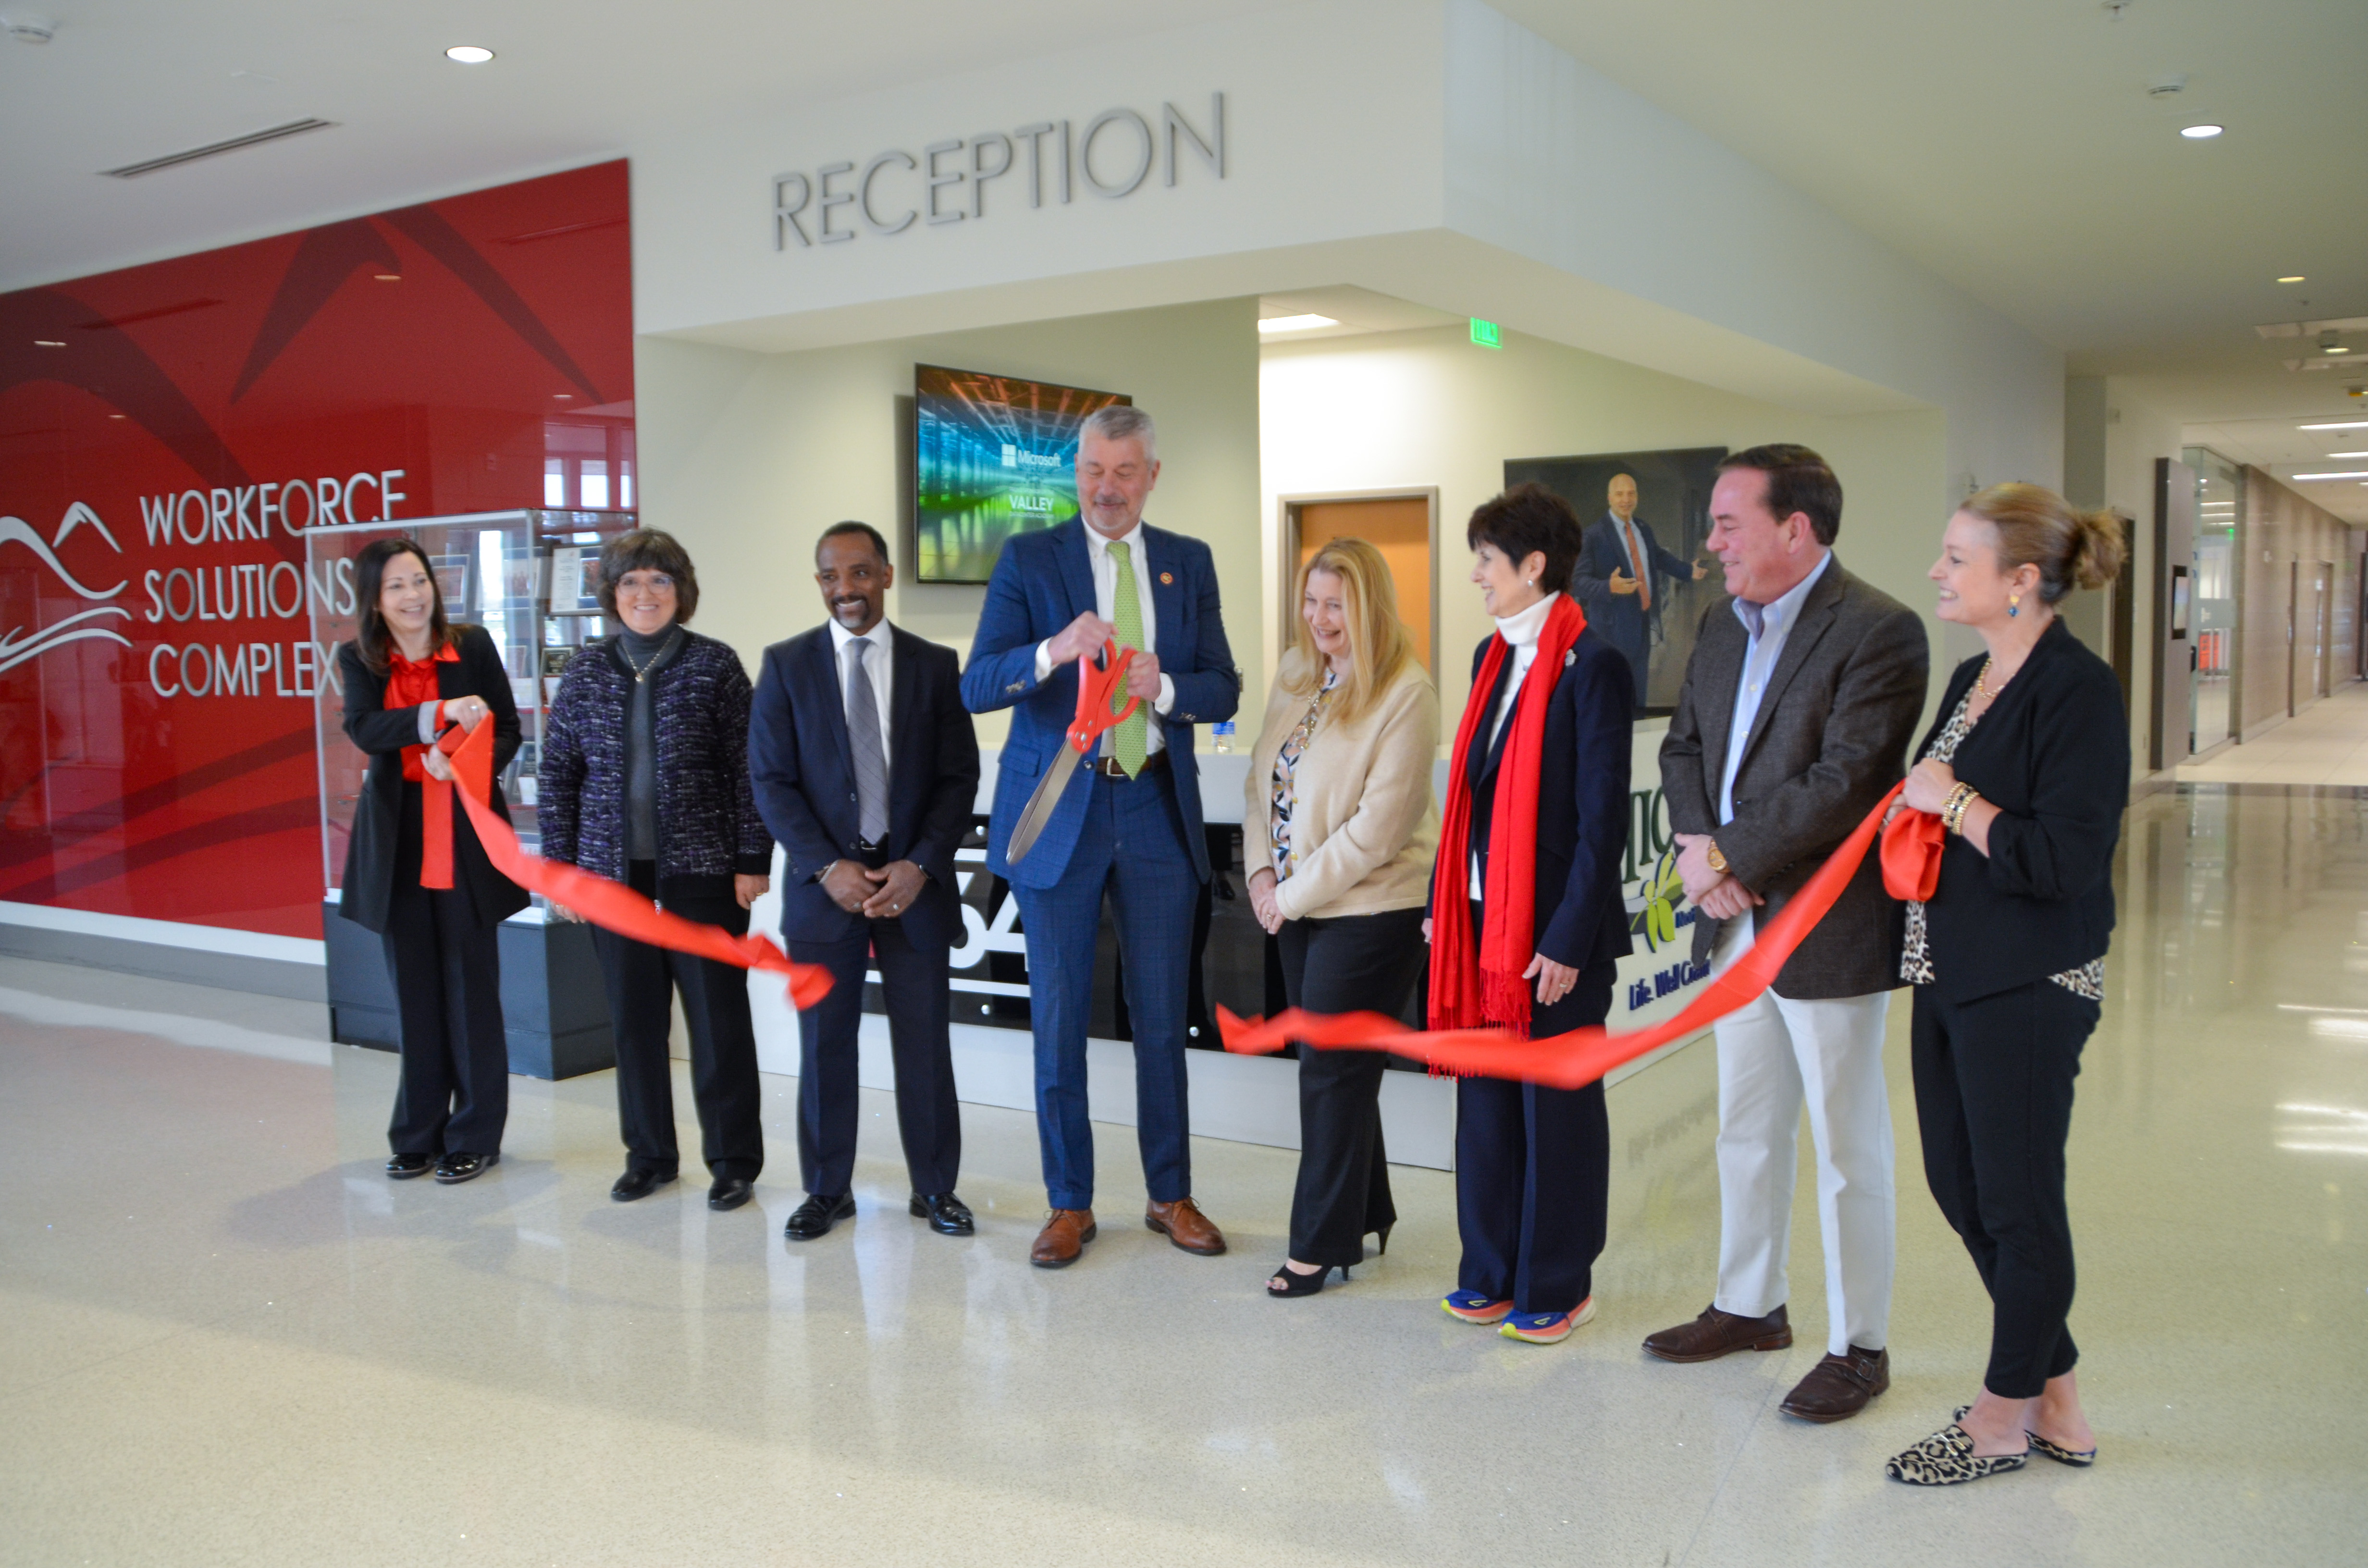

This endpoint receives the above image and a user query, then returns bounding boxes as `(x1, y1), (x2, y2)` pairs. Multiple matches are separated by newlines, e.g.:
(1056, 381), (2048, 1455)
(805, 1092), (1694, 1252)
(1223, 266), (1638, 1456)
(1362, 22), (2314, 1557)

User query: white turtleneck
(1485, 589), (1559, 750)
(1469, 589), (1560, 898)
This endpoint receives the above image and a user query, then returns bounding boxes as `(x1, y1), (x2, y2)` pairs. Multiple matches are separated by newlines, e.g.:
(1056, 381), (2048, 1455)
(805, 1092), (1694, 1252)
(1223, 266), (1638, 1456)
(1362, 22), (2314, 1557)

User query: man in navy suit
(1572, 472), (1707, 705)
(963, 404), (1241, 1269)
(751, 521), (981, 1242)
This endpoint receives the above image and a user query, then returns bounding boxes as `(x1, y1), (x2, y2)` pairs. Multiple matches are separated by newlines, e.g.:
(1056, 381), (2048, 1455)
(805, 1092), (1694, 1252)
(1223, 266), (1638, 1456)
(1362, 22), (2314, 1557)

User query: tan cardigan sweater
(1244, 647), (1440, 921)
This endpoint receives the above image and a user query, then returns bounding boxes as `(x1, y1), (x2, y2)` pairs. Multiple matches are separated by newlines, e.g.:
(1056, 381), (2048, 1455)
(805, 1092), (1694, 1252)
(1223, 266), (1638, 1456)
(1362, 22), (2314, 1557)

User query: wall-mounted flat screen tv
(914, 364), (1130, 582)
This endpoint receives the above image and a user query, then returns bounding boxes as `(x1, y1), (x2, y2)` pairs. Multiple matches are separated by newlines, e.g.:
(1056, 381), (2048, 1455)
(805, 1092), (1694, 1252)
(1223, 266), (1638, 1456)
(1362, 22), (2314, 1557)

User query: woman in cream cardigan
(1245, 537), (1440, 1298)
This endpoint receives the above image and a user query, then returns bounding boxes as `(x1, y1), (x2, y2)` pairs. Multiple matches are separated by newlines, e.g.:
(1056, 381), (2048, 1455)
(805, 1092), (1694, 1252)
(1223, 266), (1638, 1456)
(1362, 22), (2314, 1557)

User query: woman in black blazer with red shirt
(1884, 484), (2126, 1487)
(337, 537), (526, 1185)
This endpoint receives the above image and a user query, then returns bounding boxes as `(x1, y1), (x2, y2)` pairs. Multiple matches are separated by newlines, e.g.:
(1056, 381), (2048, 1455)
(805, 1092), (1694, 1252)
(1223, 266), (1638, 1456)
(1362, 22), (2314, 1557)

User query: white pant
(1708, 919), (1895, 1355)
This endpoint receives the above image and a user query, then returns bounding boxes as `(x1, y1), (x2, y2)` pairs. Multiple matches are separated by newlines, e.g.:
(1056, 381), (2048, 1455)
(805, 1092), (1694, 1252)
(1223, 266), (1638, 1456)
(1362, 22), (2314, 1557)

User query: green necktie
(1106, 539), (1149, 778)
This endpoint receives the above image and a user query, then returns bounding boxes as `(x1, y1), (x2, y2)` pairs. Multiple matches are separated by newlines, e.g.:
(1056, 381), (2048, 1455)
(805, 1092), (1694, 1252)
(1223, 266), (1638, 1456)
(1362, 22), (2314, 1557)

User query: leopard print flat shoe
(1885, 1422), (2029, 1486)
(1953, 1406), (2097, 1467)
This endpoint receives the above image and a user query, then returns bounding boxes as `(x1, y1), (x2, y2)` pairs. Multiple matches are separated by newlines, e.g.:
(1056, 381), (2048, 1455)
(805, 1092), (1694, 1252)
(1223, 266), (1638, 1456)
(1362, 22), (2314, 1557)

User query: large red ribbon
(433, 719), (833, 1010)
(1219, 782), (1908, 1089)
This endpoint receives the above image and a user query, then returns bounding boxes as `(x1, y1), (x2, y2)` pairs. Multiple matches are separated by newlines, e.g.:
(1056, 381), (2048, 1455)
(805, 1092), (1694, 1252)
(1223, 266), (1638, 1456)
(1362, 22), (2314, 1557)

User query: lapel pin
(1159, 572), (1173, 585)
(1564, 649), (1577, 666)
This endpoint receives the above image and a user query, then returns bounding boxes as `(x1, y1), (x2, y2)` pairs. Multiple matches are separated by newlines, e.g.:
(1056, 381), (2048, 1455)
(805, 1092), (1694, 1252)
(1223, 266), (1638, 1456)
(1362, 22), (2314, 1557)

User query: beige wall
(633, 298), (1263, 745)
(2237, 470), (2361, 737)
(1259, 324), (1951, 744)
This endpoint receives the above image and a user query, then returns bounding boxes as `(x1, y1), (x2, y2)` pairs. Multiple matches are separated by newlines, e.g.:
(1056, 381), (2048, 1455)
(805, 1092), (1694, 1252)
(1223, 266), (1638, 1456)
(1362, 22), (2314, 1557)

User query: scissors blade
(1005, 743), (1084, 866)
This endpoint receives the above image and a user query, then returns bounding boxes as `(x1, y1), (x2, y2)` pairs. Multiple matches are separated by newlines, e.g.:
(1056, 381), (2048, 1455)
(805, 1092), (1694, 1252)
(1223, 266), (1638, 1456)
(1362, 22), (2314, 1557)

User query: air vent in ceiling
(100, 118), (336, 179)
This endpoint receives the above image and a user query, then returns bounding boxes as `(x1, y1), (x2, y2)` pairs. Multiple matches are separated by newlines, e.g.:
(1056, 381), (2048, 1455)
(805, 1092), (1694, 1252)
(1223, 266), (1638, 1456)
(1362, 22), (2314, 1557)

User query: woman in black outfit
(1884, 483), (2127, 1486)
(538, 530), (774, 1212)
(337, 537), (526, 1185)
(1430, 484), (1635, 1346)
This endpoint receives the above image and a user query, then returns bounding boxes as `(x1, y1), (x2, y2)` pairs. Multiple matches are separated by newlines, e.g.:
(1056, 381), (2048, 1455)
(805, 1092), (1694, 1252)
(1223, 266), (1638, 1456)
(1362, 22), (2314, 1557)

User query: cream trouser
(1707, 918), (1896, 1355)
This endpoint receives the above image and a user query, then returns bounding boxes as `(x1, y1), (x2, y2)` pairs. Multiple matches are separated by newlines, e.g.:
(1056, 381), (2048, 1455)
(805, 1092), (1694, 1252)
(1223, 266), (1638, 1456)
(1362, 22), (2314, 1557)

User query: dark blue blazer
(1448, 621), (1637, 975)
(1572, 513), (1692, 661)
(750, 622), (980, 949)
(962, 517), (1239, 888)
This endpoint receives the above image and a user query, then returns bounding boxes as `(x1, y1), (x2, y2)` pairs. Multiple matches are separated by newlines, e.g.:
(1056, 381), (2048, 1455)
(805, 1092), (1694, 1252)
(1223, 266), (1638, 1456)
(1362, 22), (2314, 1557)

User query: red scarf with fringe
(1428, 593), (1587, 1037)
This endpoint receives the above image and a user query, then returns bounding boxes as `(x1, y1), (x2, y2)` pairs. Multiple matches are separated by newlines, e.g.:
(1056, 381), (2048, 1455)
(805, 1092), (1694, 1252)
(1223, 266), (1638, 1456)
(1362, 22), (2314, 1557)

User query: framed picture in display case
(429, 554), (472, 615)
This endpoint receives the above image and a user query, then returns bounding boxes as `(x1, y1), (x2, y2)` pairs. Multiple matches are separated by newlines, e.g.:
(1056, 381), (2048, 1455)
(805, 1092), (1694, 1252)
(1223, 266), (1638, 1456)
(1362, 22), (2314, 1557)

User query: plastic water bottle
(1212, 720), (1235, 754)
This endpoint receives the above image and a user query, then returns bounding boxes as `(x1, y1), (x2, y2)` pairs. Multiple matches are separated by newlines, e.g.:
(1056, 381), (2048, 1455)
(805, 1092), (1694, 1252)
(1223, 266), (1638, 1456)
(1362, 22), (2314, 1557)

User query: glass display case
(307, 508), (637, 898)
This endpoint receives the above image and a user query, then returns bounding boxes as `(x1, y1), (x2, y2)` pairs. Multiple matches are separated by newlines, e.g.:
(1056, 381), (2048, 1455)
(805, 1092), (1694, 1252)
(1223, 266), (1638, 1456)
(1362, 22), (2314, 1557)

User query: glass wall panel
(2183, 446), (2241, 754)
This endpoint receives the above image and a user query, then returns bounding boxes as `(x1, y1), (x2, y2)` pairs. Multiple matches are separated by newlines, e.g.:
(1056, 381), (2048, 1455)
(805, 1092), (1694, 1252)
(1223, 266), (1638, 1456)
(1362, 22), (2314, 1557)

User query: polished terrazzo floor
(2177, 681), (2368, 787)
(4, 784), (2366, 1567)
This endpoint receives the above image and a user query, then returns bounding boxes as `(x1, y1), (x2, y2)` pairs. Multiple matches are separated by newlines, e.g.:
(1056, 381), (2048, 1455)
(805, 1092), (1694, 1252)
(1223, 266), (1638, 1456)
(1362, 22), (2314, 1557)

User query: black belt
(1088, 751), (1168, 779)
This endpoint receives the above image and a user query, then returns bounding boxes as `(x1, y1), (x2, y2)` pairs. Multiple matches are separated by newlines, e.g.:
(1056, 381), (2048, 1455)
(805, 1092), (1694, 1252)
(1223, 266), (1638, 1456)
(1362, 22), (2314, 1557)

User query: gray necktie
(844, 638), (889, 844)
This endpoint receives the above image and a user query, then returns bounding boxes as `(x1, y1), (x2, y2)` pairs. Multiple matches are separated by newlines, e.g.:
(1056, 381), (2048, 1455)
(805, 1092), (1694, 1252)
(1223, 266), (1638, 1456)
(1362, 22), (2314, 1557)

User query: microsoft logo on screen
(1000, 444), (1061, 471)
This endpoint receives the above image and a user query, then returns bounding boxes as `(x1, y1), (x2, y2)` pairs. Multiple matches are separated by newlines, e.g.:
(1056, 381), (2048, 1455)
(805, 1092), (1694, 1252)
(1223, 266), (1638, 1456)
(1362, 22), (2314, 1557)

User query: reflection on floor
(3, 783), (2366, 1566)
(2178, 680), (2368, 786)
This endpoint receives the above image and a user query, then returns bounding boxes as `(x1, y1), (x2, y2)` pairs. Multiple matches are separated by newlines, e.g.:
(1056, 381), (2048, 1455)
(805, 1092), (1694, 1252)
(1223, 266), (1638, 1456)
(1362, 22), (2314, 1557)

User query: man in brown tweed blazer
(1645, 444), (1929, 1424)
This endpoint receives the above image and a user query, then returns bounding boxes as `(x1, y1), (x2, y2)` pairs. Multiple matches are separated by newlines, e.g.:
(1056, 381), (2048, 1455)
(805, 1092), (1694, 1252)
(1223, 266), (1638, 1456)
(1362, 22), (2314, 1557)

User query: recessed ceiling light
(108, 413), (125, 419)
(2292, 471), (2368, 481)
(445, 45), (494, 64)
(2279, 276), (2307, 284)
(553, 393), (572, 399)
(1257, 314), (1340, 334)
(2180, 123), (2224, 139)
(2326, 450), (2368, 458)
(373, 273), (401, 282)
(33, 339), (63, 347)
(2300, 421), (2368, 431)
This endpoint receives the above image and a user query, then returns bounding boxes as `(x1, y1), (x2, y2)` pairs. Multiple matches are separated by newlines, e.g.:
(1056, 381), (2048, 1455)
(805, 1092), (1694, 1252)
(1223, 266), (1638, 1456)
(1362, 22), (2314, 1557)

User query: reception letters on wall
(0, 161), (633, 938)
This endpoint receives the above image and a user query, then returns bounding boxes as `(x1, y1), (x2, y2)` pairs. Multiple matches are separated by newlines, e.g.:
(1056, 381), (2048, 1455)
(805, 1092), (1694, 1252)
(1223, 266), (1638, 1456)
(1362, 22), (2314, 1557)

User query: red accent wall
(0, 161), (633, 938)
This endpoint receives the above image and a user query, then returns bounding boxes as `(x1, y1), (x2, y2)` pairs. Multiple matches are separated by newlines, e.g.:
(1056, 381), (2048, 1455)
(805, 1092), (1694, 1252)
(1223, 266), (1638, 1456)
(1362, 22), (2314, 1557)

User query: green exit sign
(1470, 318), (1502, 349)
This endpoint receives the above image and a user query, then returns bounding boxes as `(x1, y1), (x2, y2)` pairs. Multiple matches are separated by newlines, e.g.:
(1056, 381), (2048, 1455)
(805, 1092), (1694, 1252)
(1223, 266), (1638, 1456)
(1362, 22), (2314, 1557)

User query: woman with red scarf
(336, 537), (526, 1186)
(1431, 484), (1636, 1345)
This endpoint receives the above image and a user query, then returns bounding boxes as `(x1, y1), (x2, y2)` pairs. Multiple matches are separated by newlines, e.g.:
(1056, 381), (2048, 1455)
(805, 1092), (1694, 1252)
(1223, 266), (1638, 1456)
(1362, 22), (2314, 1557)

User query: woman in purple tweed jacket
(538, 530), (775, 1213)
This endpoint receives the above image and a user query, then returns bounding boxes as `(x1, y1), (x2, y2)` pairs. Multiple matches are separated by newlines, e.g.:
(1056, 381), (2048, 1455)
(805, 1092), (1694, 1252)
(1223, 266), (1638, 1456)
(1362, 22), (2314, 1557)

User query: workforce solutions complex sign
(0, 161), (632, 938)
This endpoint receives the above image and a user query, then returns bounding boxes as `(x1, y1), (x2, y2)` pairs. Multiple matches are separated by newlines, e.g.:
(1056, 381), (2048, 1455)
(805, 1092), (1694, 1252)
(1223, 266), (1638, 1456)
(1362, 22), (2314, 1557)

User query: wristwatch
(1705, 840), (1729, 875)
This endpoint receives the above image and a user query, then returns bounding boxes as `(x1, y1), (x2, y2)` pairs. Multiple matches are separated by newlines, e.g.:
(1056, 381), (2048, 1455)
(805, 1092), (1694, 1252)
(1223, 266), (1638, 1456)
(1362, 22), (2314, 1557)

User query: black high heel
(1373, 1224), (1394, 1256)
(1267, 1261), (1347, 1298)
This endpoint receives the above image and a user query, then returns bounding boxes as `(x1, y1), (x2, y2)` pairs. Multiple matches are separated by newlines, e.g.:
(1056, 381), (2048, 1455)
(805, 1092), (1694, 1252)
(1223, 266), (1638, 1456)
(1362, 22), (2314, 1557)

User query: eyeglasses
(617, 573), (675, 593)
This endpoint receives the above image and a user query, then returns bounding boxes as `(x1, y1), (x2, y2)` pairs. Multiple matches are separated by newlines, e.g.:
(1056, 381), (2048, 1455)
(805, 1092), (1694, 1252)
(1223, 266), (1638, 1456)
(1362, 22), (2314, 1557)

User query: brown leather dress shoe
(1641, 1303), (1793, 1363)
(1144, 1196), (1227, 1255)
(1779, 1345), (1889, 1422)
(1030, 1208), (1097, 1268)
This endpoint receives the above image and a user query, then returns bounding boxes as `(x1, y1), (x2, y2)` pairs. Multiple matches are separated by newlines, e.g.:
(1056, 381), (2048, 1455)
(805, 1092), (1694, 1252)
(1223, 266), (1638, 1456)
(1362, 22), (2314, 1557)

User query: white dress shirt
(1717, 551), (1831, 825)
(1470, 589), (1561, 897)
(828, 616), (893, 771)
(1032, 518), (1177, 754)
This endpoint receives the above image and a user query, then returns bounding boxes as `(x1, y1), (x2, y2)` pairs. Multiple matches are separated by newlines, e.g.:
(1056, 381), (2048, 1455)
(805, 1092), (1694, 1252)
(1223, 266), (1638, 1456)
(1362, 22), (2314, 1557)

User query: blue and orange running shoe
(1441, 1290), (1513, 1325)
(1499, 1296), (1599, 1344)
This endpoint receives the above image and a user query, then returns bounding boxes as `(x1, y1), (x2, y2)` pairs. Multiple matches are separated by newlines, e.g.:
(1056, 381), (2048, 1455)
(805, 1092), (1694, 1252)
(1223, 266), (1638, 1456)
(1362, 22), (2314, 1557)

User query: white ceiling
(3, 0), (2363, 493)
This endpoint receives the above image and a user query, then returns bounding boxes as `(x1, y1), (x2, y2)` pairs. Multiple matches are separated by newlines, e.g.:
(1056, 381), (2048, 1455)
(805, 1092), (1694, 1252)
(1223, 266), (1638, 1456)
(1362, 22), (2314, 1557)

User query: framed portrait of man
(1505, 446), (1726, 716)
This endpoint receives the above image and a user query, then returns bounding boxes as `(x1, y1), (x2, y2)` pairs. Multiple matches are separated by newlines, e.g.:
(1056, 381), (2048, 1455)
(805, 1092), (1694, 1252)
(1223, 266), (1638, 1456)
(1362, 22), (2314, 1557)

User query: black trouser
(588, 861), (765, 1181)
(788, 910), (961, 1199)
(1454, 900), (1616, 1315)
(1277, 906), (1426, 1267)
(1911, 977), (2097, 1399)
(384, 783), (509, 1157)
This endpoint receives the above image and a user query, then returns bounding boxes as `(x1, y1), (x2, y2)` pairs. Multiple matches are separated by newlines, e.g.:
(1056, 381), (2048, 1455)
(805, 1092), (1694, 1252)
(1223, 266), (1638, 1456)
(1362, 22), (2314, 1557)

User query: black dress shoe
(385, 1153), (433, 1180)
(611, 1168), (676, 1202)
(432, 1152), (498, 1185)
(708, 1176), (755, 1212)
(910, 1192), (975, 1235)
(784, 1192), (855, 1240)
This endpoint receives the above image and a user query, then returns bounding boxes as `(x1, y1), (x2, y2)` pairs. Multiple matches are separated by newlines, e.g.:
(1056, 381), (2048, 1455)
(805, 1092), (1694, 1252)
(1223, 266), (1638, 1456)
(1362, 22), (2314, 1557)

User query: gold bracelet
(1941, 783), (1978, 835)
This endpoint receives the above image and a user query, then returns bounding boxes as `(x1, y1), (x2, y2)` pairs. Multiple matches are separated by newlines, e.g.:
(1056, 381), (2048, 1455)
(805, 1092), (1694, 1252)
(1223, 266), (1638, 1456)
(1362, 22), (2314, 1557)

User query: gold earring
(2009, 593), (2021, 618)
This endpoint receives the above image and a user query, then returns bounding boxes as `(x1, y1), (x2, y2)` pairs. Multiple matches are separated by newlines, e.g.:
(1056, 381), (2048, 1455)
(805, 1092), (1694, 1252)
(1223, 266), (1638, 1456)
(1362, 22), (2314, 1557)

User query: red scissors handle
(1067, 639), (1140, 753)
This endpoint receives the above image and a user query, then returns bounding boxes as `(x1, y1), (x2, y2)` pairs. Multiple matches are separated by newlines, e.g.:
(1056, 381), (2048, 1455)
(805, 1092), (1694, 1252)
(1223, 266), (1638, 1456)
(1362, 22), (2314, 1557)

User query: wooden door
(1289, 495), (1435, 674)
